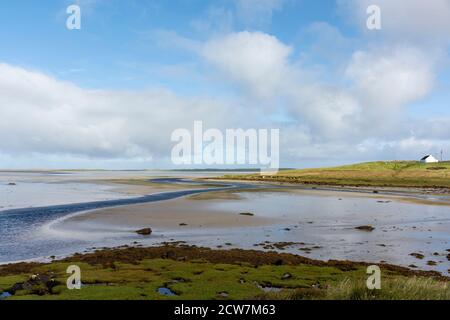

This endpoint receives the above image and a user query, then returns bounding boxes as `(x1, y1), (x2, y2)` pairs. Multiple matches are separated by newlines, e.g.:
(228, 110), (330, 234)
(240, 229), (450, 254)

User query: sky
(0, 0), (449, 169)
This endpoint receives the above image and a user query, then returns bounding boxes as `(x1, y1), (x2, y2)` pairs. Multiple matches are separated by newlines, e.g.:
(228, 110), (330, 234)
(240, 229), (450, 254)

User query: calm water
(0, 171), (247, 263)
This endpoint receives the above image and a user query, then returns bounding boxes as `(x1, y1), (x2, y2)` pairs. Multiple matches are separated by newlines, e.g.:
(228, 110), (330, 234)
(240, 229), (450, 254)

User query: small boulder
(410, 253), (425, 260)
(281, 273), (292, 280)
(355, 225), (375, 232)
(135, 228), (152, 236)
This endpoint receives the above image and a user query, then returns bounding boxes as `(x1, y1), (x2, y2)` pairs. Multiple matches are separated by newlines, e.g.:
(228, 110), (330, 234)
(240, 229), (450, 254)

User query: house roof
(421, 155), (431, 160)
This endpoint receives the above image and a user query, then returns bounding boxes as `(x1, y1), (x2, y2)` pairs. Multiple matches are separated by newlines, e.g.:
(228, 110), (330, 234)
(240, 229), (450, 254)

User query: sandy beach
(58, 195), (278, 230)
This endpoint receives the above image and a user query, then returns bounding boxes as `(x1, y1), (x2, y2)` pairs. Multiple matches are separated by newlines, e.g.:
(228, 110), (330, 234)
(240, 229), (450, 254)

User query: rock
(427, 261), (437, 266)
(410, 253), (425, 260)
(8, 183), (16, 186)
(163, 251), (176, 259)
(239, 212), (254, 216)
(281, 273), (292, 280)
(217, 292), (229, 298)
(355, 225), (375, 232)
(135, 228), (152, 236)
(9, 274), (59, 295)
(274, 259), (284, 266)
(179, 223), (188, 226)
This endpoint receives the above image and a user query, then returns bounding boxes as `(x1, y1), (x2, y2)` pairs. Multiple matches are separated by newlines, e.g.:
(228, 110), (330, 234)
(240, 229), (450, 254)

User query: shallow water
(157, 287), (177, 296)
(0, 170), (232, 210)
(203, 191), (450, 274)
(0, 171), (248, 263)
(0, 292), (12, 300)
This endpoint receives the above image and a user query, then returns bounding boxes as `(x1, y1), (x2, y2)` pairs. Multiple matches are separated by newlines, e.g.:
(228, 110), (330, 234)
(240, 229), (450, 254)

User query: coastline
(1, 173), (450, 300)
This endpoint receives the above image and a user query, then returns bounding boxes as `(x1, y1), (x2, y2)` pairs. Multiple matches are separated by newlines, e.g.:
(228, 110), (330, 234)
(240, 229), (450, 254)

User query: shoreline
(3, 177), (450, 275)
(211, 178), (450, 196)
(2, 244), (446, 279)
(8, 179), (449, 273)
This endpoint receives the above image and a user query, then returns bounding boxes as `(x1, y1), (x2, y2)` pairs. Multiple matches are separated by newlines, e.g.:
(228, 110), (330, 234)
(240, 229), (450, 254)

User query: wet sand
(59, 186), (450, 232)
(60, 196), (278, 231)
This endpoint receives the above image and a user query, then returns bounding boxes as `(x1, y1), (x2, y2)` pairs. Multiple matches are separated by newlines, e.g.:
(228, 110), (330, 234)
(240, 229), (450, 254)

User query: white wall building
(420, 155), (439, 163)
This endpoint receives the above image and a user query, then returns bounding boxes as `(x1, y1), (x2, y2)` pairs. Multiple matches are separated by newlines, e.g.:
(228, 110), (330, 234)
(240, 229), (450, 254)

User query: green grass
(2, 259), (365, 300)
(222, 161), (450, 189)
(259, 277), (450, 300)
(1, 247), (448, 300)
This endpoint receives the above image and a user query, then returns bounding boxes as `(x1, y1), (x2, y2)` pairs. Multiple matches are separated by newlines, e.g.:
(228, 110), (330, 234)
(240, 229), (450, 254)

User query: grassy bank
(0, 245), (448, 300)
(221, 161), (450, 189)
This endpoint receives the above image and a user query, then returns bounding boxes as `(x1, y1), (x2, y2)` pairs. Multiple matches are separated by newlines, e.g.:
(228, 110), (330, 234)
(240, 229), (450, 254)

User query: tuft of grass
(257, 277), (450, 300)
(325, 277), (450, 300)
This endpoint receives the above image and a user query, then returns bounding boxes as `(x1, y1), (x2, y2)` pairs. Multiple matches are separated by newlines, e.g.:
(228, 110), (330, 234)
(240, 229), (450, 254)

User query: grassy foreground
(0, 245), (448, 300)
(222, 161), (450, 189)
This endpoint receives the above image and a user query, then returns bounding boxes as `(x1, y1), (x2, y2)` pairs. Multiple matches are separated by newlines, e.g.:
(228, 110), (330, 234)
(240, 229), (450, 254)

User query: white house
(420, 155), (439, 163)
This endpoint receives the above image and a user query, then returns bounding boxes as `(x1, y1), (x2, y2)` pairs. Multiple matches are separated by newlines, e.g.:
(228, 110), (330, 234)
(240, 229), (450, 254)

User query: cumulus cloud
(0, 63), (235, 164)
(197, 30), (447, 161)
(202, 31), (292, 98)
(344, 45), (435, 133)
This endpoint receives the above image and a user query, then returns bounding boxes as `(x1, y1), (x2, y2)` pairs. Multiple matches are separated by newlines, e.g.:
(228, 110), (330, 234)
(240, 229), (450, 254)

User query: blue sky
(0, 0), (344, 90)
(0, 0), (449, 169)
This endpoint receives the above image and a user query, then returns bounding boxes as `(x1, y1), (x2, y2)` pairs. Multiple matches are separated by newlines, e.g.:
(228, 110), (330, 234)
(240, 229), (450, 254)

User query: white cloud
(197, 30), (447, 161)
(345, 45), (435, 130)
(287, 85), (361, 141)
(0, 63), (235, 164)
(202, 31), (292, 98)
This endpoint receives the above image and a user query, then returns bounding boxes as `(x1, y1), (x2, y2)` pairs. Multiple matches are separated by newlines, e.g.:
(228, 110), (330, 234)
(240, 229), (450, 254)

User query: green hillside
(222, 161), (450, 189)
